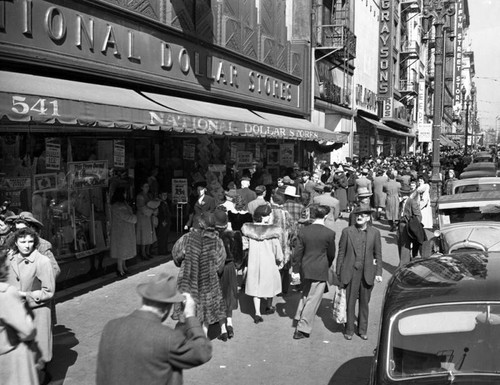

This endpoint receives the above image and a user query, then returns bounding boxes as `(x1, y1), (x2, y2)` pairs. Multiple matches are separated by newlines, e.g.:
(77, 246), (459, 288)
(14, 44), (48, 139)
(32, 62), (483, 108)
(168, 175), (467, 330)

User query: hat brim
(136, 283), (185, 303)
(357, 193), (373, 198)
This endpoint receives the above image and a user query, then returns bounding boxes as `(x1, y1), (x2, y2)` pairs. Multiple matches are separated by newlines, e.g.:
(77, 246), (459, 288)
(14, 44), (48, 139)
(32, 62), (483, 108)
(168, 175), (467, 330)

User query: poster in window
(45, 139), (61, 170)
(172, 178), (188, 203)
(33, 173), (58, 193)
(0, 177), (31, 210)
(183, 142), (196, 161)
(67, 161), (109, 190)
(113, 140), (125, 168)
(237, 151), (253, 168)
(267, 148), (280, 165)
(279, 144), (294, 167)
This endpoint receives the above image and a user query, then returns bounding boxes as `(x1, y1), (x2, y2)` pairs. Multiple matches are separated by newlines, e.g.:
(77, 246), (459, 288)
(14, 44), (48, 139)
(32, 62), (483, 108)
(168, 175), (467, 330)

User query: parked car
(369, 251), (500, 385)
(460, 162), (499, 179)
(429, 191), (500, 254)
(473, 151), (495, 163)
(450, 177), (500, 194)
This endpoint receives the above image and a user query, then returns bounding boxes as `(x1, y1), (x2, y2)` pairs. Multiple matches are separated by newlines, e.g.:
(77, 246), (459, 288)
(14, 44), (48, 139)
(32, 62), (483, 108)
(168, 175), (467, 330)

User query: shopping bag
(332, 288), (347, 324)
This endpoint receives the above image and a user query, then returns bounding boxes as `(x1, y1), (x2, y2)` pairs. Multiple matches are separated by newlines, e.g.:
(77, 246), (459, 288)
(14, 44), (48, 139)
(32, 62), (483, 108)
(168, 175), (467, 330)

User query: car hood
(440, 223), (500, 251)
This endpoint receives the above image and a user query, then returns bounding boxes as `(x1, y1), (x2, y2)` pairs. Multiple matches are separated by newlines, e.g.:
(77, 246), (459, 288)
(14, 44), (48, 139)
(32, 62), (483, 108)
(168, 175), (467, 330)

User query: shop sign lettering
(454, 0), (464, 105)
(45, 141), (61, 170)
(11, 96), (60, 116)
(378, 0), (393, 99)
(0, 0), (300, 111)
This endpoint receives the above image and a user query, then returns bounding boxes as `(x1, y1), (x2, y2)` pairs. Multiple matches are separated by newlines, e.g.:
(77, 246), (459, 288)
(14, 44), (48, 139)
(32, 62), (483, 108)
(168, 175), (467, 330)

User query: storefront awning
(0, 71), (348, 143)
(360, 116), (414, 137)
(440, 135), (457, 148)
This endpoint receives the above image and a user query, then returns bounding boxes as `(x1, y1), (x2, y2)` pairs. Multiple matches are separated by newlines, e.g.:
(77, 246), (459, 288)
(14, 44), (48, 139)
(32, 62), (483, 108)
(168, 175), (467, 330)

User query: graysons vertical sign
(378, 0), (393, 99)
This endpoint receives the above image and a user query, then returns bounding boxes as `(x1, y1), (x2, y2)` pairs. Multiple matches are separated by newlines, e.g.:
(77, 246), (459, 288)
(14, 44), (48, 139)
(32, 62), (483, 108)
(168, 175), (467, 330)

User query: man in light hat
(312, 184), (340, 232)
(348, 187), (373, 226)
(96, 272), (212, 385)
(355, 168), (372, 196)
(335, 206), (382, 341)
(282, 186), (305, 224)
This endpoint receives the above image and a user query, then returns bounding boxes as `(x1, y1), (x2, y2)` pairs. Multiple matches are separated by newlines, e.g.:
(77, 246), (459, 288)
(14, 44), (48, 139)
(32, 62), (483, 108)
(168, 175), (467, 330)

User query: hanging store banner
(418, 123), (432, 143)
(377, 0), (394, 101)
(454, 0), (464, 107)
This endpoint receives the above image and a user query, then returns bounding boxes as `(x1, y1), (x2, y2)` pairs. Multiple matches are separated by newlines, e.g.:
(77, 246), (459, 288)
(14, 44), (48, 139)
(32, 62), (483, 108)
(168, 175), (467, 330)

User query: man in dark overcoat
(397, 182), (422, 267)
(336, 206), (382, 341)
(96, 272), (212, 385)
(291, 204), (336, 339)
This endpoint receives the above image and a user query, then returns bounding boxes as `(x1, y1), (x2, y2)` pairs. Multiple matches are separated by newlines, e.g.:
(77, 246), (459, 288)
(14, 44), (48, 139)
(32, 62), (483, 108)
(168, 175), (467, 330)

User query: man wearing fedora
(96, 272), (212, 385)
(397, 181), (422, 267)
(348, 187), (373, 226)
(335, 206), (382, 341)
(312, 185), (340, 232)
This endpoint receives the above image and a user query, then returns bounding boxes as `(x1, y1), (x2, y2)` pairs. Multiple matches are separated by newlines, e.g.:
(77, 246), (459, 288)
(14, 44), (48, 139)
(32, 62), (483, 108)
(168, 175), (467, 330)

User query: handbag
(332, 288), (347, 324)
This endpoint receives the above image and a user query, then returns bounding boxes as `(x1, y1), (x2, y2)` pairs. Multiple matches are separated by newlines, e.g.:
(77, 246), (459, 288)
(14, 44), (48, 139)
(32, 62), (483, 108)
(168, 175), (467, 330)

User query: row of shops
(0, 0), (351, 284)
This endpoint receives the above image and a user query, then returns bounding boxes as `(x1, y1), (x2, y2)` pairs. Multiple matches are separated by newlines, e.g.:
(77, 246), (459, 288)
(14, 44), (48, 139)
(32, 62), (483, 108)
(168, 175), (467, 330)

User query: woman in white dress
(417, 174), (433, 229)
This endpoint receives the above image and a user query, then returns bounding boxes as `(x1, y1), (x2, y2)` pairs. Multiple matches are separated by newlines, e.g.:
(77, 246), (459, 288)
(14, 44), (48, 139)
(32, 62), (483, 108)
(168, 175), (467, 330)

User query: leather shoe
(293, 330), (309, 340)
(227, 326), (234, 339)
(264, 306), (276, 315)
(344, 334), (353, 340)
(254, 315), (264, 324)
(359, 334), (368, 340)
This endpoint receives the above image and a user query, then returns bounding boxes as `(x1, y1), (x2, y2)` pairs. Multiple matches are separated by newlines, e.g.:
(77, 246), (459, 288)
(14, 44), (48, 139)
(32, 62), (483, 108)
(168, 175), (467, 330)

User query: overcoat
(373, 175), (389, 208)
(96, 312), (212, 385)
(383, 180), (401, 221)
(171, 229), (226, 325)
(7, 250), (55, 365)
(241, 223), (283, 298)
(136, 191), (156, 245)
(0, 283), (38, 385)
(336, 226), (382, 286)
(110, 201), (137, 260)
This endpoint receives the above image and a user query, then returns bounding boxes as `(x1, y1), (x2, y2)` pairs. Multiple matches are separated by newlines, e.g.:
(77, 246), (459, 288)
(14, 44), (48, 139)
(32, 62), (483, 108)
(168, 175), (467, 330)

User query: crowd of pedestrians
(1, 148), (482, 385)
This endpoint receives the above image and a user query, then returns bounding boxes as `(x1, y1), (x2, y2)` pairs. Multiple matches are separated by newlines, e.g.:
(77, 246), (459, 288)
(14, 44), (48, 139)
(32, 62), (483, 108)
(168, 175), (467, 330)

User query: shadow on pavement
(383, 260), (399, 276)
(47, 325), (79, 385)
(275, 290), (300, 319)
(318, 298), (345, 334)
(328, 356), (372, 385)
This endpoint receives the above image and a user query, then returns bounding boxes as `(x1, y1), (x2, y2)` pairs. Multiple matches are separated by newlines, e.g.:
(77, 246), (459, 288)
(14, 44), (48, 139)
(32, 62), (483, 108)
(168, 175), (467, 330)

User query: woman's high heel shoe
(116, 270), (127, 277)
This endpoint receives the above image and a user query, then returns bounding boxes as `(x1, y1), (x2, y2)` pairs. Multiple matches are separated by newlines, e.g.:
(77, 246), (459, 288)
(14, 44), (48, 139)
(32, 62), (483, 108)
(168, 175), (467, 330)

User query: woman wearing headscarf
(0, 247), (39, 385)
(214, 207), (242, 341)
(171, 212), (226, 333)
(241, 205), (283, 324)
(6, 227), (55, 384)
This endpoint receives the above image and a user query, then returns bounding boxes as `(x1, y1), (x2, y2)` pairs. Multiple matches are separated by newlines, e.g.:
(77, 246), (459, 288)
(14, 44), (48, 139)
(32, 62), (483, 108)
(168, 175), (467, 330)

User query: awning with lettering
(0, 71), (348, 143)
(360, 117), (414, 138)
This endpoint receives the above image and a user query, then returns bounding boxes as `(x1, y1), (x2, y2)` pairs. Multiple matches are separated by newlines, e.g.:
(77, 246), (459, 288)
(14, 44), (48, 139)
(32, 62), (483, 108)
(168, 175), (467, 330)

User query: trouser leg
(345, 269), (362, 336)
(296, 280), (326, 335)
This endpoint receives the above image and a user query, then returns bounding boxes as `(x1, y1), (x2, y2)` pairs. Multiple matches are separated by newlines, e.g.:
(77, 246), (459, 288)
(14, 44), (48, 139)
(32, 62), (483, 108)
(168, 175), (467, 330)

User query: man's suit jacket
(336, 225), (382, 286)
(236, 187), (257, 210)
(96, 310), (212, 385)
(292, 223), (336, 282)
(400, 195), (422, 223)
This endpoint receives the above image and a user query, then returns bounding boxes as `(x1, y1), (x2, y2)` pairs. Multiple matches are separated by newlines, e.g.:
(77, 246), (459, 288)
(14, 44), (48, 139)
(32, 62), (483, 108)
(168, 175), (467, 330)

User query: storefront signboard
(279, 144), (294, 167)
(45, 139), (61, 170)
(113, 140), (125, 169)
(172, 179), (188, 204)
(0, 0), (305, 115)
(33, 173), (58, 193)
(67, 161), (109, 190)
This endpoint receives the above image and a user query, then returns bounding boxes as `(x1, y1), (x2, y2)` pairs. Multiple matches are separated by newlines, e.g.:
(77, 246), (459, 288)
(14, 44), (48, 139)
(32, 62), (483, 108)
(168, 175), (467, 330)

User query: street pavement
(47, 215), (401, 385)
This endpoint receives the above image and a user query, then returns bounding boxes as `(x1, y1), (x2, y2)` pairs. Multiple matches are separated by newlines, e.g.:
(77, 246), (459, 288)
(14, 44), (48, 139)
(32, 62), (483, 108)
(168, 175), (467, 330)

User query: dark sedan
(369, 252), (500, 384)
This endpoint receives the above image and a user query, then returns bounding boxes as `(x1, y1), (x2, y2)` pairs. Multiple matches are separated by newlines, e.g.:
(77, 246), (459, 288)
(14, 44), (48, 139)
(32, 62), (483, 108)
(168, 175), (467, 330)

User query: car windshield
(389, 303), (500, 379)
(454, 183), (500, 194)
(438, 205), (500, 224)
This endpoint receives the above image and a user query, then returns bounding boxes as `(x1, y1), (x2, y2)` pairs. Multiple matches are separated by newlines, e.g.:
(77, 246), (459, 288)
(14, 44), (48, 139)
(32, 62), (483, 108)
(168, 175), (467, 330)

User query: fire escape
(399, 0), (422, 99)
(314, 0), (356, 107)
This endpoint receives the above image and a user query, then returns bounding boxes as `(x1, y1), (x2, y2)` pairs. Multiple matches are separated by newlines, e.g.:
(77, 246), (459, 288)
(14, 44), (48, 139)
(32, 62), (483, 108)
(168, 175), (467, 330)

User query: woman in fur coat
(241, 204), (283, 324)
(171, 212), (226, 333)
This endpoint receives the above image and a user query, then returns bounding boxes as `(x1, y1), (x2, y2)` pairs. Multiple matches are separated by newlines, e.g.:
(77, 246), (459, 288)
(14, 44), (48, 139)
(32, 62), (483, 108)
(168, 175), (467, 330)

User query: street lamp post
(462, 86), (470, 156)
(422, 0), (455, 226)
